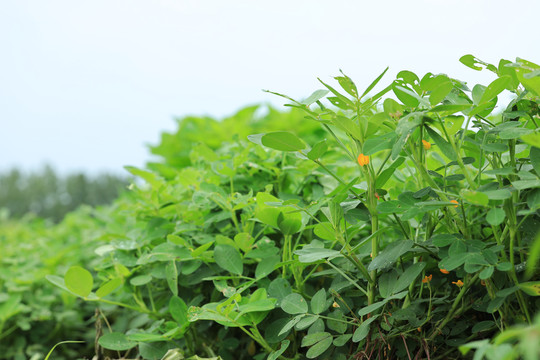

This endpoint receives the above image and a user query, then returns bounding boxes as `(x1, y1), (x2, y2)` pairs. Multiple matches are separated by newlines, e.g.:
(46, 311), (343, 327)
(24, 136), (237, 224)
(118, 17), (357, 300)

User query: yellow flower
(422, 140), (431, 150)
(450, 200), (459, 208)
(332, 301), (340, 308)
(440, 269), (450, 274)
(357, 153), (370, 167)
(452, 280), (464, 287)
(422, 274), (433, 283)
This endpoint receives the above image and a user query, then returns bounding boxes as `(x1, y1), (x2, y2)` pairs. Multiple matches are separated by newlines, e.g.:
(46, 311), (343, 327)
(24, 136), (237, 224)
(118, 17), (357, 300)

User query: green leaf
(378, 271), (398, 298)
(479, 76), (511, 104)
(486, 208), (506, 226)
(169, 296), (188, 326)
(377, 200), (409, 214)
(305, 333), (333, 359)
(313, 222), (335, 241)
(460, 55), (483, 71)
(295, 246), (341, 263)
(511, 179), (540, 190)
(449, 241), (467, 257)
(277, 211), (302, 235)
(499, 127), (533, 139)
(261, 132), (306, 151)
(237, 299), (276, 317)
(496, 262), (513, 272)
(333, 334), (352, 347)
(46, 275), (76, 296)
(166, 261), (178, 296)
(461, 189), (489, 206)
(521, 132), (540, 148)
(363, 132), (396, 155)
(335, 71), (358, 97)
(278, 316), (302, 336)
(64, 266), (93, 298)
(332, 115), (363, 141)
(430, 104), (472, 113)
(393, 84), (420, 107)
(487, 297), (506, 313)
(214, 245), (243, 275)
(376, 157), (405, 188)
(361, 67), (389, 99)
(482, 189), (512, 200)
(301, 89), (329, 106)
(518, 281), (540, 296)
(530, 146), (540, 177)
(310, 289), (327, 315)
(96, 278), (123, 298)
(127, 333), (164, 342)
(481, 143), (508, 153)
(472, 321), (495, 333)
(431, 234), (457, 247)
(281, 293), (308, 314)
(514, 58), (540, 96)
(352, 316), (379, 342)
(98, 332), (137, 351)
(295, 315), (319, 330)
(439, 255), (466, 271)
(368, 240), (413, 271)
(268, 340), (290, 360)
(425, 126), (457, 160)
(485, 167), (515, 175)
(255, 255), (280, 279)
(139, 342), (171, 360)
(479, 267), (494, 280)
(301, 332), (328, 348)
(429, 79), (453, 105)
(130, 275), (152, 286)
(327, 310), (347, 333)
(307, 140), (328, 160)
(393, 263), (426, 293)
(526, 231), (540, 278)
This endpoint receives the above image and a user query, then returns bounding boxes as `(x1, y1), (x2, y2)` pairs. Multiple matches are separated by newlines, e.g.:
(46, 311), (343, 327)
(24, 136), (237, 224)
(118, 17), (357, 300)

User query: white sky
(1, 0), (539, 174)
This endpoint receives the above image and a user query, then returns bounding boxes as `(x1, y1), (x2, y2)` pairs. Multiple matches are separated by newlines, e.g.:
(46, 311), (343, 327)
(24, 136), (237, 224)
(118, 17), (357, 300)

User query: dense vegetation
(0, 166), (128, 222)
(1, 55), (540, 360)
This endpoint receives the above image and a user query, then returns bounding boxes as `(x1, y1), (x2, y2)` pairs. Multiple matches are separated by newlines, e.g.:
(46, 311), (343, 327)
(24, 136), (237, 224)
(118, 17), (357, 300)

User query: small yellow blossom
(450, 200), (459, 208)
(422, 140), (431, 150)
(422, 274), (433, 283)
(332, 302), (340, 308)
(357, 153), (370, 167)
(440, 269), (450, 274)
(452, 280), (464, 287)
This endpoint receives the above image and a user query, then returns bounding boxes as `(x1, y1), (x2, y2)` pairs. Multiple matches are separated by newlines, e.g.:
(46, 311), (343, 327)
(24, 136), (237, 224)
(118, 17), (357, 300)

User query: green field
(1, 55), (539, 360)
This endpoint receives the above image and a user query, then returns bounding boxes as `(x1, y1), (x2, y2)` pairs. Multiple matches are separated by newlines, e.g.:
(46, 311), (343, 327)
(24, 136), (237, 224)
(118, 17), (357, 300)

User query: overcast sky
(1, 0), (539, 174)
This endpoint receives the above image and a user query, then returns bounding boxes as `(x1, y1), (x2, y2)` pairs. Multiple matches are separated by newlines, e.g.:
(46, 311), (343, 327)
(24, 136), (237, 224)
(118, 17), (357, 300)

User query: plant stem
(428, 273), (479, 341)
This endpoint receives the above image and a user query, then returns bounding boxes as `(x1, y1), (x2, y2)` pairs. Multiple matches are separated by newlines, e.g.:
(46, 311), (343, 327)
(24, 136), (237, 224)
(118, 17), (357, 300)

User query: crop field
(1, 55), (539, 360)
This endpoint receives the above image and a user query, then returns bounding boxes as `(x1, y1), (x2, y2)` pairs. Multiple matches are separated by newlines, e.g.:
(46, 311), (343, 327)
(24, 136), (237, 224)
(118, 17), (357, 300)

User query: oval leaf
(64, 266), (93, 298)
(261, 132), (305, 151)
(281, 293), (308, 314)
(98, 332), (137, 351)
(214, 244), (243, 275)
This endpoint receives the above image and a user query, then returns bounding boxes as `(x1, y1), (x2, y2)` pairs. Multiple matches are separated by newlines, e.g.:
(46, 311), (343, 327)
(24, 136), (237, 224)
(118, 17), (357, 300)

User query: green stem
(326, 260), (368, 296)
(428, 273), (479, 341)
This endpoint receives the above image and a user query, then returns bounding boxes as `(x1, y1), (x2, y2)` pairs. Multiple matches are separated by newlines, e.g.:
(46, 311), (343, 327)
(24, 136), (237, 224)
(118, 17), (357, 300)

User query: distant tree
(0, 165), (129, 221)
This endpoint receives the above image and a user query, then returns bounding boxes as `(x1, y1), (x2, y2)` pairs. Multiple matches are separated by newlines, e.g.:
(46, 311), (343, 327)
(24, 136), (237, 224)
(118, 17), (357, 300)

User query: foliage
(0, 207), (108, 359)
(0, 165), (128, 222)
(2, 56), (540, 360)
